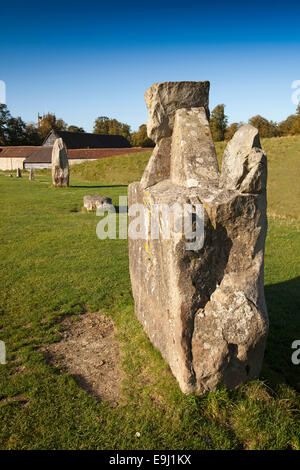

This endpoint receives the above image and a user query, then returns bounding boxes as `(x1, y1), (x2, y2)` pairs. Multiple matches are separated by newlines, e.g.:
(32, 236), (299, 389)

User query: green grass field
(0, 136), (299, 450)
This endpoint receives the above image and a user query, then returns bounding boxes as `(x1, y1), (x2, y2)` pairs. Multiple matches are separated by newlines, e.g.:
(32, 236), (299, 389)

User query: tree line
(0, 105), (155, 147)
(1, 102), (300, 148)
(210, 103), (300, 141)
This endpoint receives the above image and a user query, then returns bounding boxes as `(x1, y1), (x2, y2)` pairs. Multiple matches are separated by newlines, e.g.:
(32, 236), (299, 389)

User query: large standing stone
(52, 138), (69, 187)
(128, 82), (268, 395)
(141, 81), (210, 189)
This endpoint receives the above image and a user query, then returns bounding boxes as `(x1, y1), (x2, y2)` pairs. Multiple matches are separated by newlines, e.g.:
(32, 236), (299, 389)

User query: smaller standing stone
(83, 195), (112, 211)
(220, 124), (262, 190)
(16, 168), (22, 178)
(29, 169), (35, 181)
(52, 138), (69, 187)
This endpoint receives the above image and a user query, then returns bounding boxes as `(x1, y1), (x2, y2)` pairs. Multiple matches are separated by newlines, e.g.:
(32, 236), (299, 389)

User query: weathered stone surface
(29, 169), (35, 181)
(170, 107), (219, 188)
(128, 83), (268, 395)
(145, 81), (210, 142)
(83, 195), (112, 211)
(141, 82), (210, 189)
(16, 168), (22, 178)
(220, 124), (263, 190)
(52, 138), (69, 187)
(191, 188), (268, 393)
(140, 137), (172, 189)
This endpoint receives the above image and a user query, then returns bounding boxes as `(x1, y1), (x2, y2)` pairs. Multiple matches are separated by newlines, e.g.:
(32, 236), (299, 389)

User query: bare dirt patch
(41, 312), (121, 403)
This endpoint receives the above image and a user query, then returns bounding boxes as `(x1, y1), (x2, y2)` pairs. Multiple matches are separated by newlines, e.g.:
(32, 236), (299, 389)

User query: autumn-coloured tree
(288, 104), (300, 135)
(224, 122), (244, 141)
(38, 113), (67, 140)
(130, 124), (155, 147)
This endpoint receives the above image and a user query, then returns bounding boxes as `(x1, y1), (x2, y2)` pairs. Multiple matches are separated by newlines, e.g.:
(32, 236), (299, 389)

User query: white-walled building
(0, 146), (42, 170)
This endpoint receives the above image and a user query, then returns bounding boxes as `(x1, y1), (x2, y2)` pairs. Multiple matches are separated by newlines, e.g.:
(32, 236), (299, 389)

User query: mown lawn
(0, 136), (299, 450)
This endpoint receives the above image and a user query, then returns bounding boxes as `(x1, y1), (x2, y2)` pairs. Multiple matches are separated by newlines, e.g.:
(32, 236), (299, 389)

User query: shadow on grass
(262, 276), (300, 390)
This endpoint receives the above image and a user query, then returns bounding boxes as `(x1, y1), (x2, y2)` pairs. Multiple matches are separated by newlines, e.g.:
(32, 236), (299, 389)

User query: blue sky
(1, 0), (300, 131)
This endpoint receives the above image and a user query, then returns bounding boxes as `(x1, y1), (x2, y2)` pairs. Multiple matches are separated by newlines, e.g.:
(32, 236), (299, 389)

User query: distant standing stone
(83, 195), (112, 211)
(29, 169), (35, 181)
(16, 168), (22, 178)
(52, 138), (69, 187)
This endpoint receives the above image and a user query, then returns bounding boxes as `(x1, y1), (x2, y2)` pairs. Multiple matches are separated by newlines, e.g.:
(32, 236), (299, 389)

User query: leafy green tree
(268, 120), (280, 137)
(24, 123), (42, 145)
(93, 116), (131, 140)
(210, 104), (228, 141)
(0, 106), (31, 145)
(277, 115), (297, 136)
(290, 118), (300, 135)
(288, 104), (300, 135)
(130, 124), (155, 147)
(6, 116), (27, 145)
(248, 115), (279, 138)
(93, 116), (110, 134)
(0, 104), (11, 145)
(67, 125), (85, 133)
